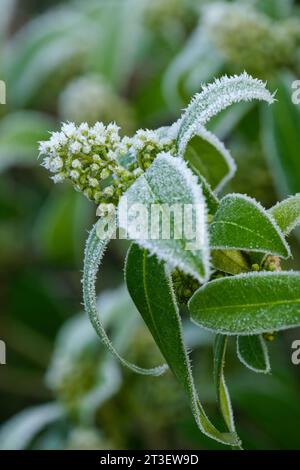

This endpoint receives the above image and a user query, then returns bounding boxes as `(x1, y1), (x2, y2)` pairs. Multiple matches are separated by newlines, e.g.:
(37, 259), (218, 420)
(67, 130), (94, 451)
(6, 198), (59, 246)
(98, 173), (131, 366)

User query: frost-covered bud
(129, 129), (177, 171)
(203, 3), (298, 77)
(58, 75), (135, 133)
(40, 121), (178, 205)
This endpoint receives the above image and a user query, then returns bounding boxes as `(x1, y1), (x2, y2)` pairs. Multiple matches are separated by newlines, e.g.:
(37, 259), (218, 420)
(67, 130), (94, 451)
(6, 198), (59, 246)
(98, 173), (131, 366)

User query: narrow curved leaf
(83, 221), (167, 376)
(118, 152), (210, 282)
(210, 194), (290, 258)
(177, 73), (274, 145)
(269, 194), (300, 236)
(237, 335), (270, 374)
(197, 174), (220, 216)
(214, 335), (240, 448)
(180, 124), (236, 193)
(0, 403), (63, 450)
(189, 272), (300, 335)
(125, 243), (240, 447)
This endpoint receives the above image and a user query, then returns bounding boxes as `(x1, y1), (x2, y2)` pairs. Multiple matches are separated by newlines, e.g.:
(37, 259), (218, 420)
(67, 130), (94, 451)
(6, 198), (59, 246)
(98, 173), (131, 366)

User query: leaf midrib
(194, 298), (300, 313)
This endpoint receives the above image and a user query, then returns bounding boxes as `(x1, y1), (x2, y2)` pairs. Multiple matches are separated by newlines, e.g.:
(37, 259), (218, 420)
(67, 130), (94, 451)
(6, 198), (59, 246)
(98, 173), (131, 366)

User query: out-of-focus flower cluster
(39, 122), (176, 204)
(204, 3), (300, 77)
(58, 75), (135, 133)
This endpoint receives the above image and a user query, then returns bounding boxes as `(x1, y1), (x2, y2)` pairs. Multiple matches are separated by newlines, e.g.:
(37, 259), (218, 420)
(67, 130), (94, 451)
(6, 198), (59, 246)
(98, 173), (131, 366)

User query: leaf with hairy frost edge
(177, 72), (275, 145)
(82, 221), (168, 376)
(237, 335), (270, 374)
(179, 124), (236, 193)
(157, 124), (220, 215)
(269, 194), (300, 236)
(118, 152), (210, 283)
(189, 272), (300, 335)
(125, 243), (240, 447)
(197, 174), (220, 216)
(214, 335), (240, 448)
(210, 194), (291, 258)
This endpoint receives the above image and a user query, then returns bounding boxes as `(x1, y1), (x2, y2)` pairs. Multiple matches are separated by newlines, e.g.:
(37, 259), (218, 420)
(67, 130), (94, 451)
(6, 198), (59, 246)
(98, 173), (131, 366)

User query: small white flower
(62, 122), (76, 137)
(70, 170), (80, 180)
(39, 141), (51, 155)
(103, 186), (114, 196)
(41, 156), (51, 169)
(94, 134), (106, 145)
(49, 156), (64, 173)
(91, 163), (99, 172)
(79, 122), (89, 132)
(82, 144), (92, 154)
(70, 141), (82, 154)
(92, 122), (105, 134)
(88, 177), (99, 188)
(71, 159), (82, 169)
(52, 172), (66, 183)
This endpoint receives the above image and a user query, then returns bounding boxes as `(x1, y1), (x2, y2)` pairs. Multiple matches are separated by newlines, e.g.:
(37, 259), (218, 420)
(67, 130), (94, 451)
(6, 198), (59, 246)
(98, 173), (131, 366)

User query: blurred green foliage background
(1, 0), (300, 450)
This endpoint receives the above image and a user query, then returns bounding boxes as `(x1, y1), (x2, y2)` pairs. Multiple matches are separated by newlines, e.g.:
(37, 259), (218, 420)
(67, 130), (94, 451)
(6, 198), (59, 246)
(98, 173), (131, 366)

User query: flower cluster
(58, 75), (135, 133)
(204, 3), (299, 77)
(128, 129), (177, 171)
(39, 122), (177, 205)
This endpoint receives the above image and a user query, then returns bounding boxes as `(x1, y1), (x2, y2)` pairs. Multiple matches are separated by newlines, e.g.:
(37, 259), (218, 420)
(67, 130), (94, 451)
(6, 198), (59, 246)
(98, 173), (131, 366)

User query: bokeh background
(1, 0), (300, 450)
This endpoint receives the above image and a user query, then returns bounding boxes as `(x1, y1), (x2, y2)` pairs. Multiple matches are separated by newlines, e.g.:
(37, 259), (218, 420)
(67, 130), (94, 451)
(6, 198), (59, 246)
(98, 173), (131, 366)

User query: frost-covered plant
(40, 73), (300, 448)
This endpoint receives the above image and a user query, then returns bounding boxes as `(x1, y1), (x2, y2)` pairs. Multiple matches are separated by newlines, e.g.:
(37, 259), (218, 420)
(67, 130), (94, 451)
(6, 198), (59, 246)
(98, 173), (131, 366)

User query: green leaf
(118, 152), (210, 282)
(269, 194), (300, 236)
(211, 249), (251, 275)
(83, 220), (167, 376)
(0, 111), (55, 171)
(177, 73), (274, 145)
(125, 243), (240, 447)
(180, 125), (236, 192)
(261, 73), (300, 198)
(214, 335), (240, 447)
(237, 335), (270, 374)
(209, 194), (290, 258)
(189, 272), (300, 335)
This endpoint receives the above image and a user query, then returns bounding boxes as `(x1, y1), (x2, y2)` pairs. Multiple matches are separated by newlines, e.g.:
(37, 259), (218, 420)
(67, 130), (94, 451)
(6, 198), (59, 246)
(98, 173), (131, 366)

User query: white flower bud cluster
(39, 122), (177, 204)
(39, 122), (135, 204)
(128, 129), (177, 171)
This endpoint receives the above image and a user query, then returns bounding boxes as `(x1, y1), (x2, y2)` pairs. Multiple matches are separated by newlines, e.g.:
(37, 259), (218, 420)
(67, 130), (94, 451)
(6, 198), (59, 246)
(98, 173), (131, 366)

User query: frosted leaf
(179, 123), (236, 192)
(210, 193), (291, 258)
(118, 152), (210, 282)
(189, 271), (300, 335)
(126, 244), (240, 447)
(177, 72), (275, 145)
(82, 222), (168, 376)
(269, 194), (300, 236)
(214, 335), (239, 446)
